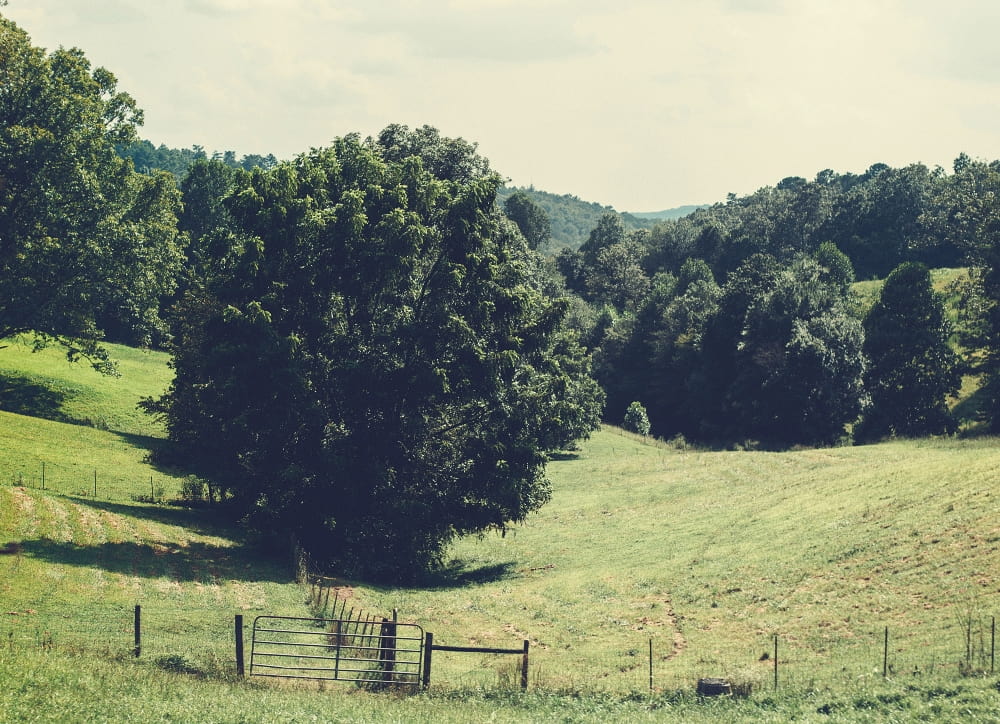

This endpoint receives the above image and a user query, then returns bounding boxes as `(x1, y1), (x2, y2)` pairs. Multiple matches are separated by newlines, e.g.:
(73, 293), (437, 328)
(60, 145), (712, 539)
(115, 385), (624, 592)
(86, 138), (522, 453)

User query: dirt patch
(70, 504), (109, 545)
(9, 488), (38, 537)
(630, 594), (687, 659)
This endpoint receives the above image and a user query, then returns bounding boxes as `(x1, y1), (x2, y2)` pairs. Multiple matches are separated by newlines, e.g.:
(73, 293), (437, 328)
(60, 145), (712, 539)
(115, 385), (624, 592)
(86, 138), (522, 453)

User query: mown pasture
(1, 339), (999, 721)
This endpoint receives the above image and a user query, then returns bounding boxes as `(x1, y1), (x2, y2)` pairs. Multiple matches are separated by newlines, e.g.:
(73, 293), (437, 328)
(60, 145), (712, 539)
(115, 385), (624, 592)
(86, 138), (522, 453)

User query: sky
(5, 0), (1000, 212)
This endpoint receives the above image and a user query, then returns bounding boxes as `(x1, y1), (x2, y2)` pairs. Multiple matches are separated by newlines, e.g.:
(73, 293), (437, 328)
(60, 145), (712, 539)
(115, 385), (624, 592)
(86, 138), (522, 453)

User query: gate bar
(422, 632), (529, 690)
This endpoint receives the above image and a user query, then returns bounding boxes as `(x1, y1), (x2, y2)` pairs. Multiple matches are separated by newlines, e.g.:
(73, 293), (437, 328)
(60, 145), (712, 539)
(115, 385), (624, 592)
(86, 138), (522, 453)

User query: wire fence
(6, 457), (187, 504)
(2, 580), (995, 696)
(2, 599), (241, 677)
(3, 479), (997, 696)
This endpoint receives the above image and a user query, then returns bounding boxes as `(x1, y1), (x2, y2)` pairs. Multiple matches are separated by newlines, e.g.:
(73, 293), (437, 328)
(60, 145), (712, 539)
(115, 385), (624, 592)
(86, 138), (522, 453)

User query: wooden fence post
(423, 632), (433, 689)
(235, 614), (245, 677)
(521, 639), (529, 690)
(379, 618), (397, 684)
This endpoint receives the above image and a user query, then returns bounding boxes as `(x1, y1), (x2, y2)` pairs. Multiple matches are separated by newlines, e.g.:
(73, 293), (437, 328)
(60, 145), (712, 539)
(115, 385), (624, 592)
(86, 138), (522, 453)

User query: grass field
(3, 337), (1000, 721)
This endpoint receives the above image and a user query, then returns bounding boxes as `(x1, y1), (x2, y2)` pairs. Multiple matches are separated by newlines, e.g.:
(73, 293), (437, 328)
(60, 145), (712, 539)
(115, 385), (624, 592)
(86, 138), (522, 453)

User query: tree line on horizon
(5, 12), (1000, 576)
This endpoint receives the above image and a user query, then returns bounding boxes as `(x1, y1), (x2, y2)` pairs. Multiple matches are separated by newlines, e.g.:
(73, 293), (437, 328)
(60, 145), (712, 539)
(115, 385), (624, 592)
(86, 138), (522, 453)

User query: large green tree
(729, 256), (868, 445)
(689, 255), (867, 445)
(857, 262), (961, 440)
(0, 15), (183, 356)
(158, 132), (602, 579)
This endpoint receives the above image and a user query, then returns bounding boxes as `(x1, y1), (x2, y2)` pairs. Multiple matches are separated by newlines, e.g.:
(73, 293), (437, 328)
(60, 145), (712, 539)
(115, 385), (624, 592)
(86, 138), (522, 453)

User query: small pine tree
(623, 401), (651, 436)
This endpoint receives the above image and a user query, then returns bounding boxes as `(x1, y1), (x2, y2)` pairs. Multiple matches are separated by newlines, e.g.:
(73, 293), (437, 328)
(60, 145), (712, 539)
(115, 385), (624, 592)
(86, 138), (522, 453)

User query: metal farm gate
(249, 615), (424, 689)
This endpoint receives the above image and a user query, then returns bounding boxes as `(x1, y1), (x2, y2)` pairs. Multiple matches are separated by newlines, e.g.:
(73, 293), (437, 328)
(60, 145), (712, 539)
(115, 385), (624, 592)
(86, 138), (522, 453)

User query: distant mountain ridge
(497, 186), (702, 252)
(629, 205), (705, 220)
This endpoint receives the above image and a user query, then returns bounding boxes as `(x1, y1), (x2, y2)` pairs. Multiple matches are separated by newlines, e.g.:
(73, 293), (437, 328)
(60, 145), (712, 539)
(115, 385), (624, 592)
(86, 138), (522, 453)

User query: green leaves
(858, 262), (961, 440)
(0, 16), (182, 352)
(160, 129), (602, 579)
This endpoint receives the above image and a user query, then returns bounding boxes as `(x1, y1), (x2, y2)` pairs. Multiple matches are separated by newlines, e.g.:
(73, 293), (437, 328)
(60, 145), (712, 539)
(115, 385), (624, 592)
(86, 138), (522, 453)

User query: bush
(622, 401), (651, 436)
(180, 475), (206, 503)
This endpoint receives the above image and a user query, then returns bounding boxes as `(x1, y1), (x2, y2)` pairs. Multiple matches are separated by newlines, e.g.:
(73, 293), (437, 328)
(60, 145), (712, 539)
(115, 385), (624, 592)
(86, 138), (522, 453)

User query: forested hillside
(117, 139), (279, 179)
(7, 9), (1000, 576)
(496, 185), (656, 251)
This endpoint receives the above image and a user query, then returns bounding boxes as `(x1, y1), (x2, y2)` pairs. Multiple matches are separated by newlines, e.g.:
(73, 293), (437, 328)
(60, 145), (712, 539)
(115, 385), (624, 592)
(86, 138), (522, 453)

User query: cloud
(342, 0), (600, 62)
(183, 0), (293, 17)
(8, 0), (1000, 209)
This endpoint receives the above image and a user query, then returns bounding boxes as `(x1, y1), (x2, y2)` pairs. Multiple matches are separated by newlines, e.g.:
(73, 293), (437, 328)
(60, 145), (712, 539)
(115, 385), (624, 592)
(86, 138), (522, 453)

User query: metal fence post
(883, 626), (889, 678)
(134, 605), (141, 658)
(773, 634), (779, 690)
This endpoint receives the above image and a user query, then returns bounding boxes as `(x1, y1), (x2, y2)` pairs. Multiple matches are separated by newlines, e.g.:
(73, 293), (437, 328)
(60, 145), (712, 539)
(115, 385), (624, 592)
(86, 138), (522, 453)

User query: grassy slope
(0, 339), (308, 672)
(0, 338), (185, 499)
(3, 338), (1000, 721)
(358, 430), (1000, 693)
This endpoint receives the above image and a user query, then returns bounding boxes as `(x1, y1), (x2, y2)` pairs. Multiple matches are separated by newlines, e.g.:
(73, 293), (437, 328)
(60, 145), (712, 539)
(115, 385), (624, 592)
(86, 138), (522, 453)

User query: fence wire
(7, 458), (184, 504)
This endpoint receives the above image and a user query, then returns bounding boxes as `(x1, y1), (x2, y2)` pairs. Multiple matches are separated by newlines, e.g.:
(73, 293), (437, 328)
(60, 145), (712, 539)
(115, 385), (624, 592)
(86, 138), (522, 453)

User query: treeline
(117, 140), (279, 180)
(541, 158), (1000, 445)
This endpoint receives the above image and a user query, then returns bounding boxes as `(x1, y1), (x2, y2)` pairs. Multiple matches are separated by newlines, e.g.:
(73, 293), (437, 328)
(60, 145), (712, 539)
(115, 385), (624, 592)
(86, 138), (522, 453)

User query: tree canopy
(857, 262), (961, 440)
(0, 16), (183, 356)
(155, 132), (602, 579)
(503, 190), (551, 250)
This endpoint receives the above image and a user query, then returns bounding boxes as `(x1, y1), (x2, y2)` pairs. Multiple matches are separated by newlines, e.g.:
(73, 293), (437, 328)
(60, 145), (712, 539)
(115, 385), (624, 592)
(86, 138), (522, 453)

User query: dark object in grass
(697, 677), (732, 696)
(0, 542), (22, 555)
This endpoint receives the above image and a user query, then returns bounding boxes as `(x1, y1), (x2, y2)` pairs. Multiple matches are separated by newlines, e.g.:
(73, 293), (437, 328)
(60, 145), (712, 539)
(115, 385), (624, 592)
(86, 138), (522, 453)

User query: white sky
(6, 0), (1000, 211)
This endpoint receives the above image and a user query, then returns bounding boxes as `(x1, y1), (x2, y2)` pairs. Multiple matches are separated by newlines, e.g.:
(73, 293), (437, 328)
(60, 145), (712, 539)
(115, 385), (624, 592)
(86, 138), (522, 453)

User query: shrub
(622, 401), (651, 436)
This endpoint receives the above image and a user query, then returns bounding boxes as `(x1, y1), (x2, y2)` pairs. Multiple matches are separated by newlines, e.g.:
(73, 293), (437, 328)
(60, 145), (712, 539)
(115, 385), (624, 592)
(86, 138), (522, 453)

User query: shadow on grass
(62, 496), (230, 537)
(953, 384), (988, 426)
(19, 536), (293, 584)
(409, 560), (519, 590)
(0, 373), (73, 423)
(0, 372), (171, 447)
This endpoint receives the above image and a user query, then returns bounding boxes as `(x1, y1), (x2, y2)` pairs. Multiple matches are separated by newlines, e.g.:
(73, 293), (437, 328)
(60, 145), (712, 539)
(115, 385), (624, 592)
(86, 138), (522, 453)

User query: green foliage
(158, 131), (602, 578)
(496, 186), (653, 252)
(595, 253), (865, 446)
(814, 241), (855, 291)
(727, 256), (867, 445)
(556, 213), (652, 311)
(858, 262), (962, 440)
(0, 16), (184, 353)
(585, 238), (651, 311)
(622, 401), (650, 436)
(117, 138), (278, 179)
(503, 190), (551, 249)
(926, 156), (1000, 430)
(642, 160), (962, 288)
